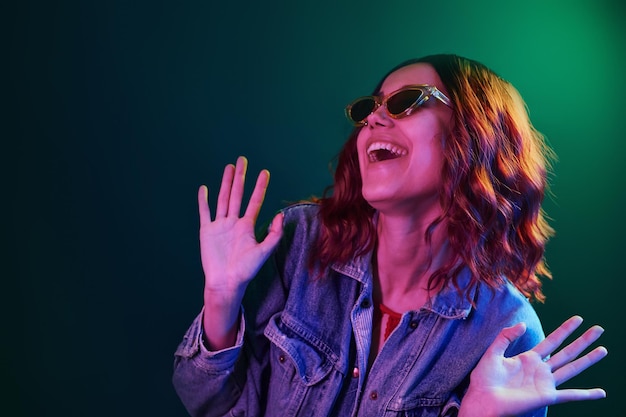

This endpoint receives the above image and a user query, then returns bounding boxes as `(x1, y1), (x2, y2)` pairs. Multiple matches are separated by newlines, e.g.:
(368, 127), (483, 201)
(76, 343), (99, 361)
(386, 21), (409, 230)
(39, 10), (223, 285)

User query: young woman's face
(356, 63), (454, 219)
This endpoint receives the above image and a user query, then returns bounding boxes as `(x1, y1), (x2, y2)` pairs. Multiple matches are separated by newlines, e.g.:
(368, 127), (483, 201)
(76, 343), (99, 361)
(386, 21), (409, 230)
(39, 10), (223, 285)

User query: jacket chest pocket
(265, 312), (336, 386)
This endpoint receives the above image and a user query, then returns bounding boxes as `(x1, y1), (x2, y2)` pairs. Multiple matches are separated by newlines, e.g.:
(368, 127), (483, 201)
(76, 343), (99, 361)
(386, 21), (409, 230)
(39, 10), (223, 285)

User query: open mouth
(367, 142), (408, 162)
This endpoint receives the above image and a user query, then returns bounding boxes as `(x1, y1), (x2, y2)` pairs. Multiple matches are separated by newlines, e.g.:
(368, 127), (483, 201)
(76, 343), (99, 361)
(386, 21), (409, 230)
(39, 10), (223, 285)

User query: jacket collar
(332, 256), (476, 319)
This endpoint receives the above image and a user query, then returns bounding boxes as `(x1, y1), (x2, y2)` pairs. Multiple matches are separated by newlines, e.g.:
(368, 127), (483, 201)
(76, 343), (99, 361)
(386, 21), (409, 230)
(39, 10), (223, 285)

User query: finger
(486, 322), (527, 357)
(257, 212), (284, 256)
(547, 325), (604, 371)
(533, 315), (584, 359)
(552, 387), (606, 405)
(227, 156), (248, 218)
(198, 185), (211, 226)
(243, 169), (271, 222)
(216, 163), (235, 218)
(553, 346), (608, 386)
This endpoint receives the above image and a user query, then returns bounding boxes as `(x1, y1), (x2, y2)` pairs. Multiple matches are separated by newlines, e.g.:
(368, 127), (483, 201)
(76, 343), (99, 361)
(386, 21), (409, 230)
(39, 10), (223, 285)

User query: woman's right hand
(198, 156), (283, 350)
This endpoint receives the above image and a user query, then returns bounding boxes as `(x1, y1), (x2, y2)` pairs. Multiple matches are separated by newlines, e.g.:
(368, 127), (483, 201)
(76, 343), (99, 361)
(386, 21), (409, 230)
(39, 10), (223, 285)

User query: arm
(199, 156), (283, 350)
(173, 156), (284, 416)
(458, 316), (607, 417)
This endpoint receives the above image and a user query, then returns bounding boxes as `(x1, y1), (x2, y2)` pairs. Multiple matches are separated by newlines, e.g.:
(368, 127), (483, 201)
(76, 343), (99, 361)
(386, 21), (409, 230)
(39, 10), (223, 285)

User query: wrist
(202, 285), (246, 351)
(203, 280), (247, 307)
(458, 387), (500, 417)
(201, 303), (241, 351)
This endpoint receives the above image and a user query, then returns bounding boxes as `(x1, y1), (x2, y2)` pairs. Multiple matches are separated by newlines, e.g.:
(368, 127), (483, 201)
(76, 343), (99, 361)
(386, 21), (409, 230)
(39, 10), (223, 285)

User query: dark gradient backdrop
(4, 1), (624, 416)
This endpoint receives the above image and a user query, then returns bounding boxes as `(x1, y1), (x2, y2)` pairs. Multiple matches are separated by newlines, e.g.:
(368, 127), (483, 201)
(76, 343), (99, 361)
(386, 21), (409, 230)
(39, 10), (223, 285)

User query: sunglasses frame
(345, 84), (452, 126)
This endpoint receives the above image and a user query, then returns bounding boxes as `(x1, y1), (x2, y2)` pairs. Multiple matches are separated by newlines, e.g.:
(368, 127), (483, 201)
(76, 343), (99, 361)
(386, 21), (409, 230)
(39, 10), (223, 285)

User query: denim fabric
(173, 203), (547, 417)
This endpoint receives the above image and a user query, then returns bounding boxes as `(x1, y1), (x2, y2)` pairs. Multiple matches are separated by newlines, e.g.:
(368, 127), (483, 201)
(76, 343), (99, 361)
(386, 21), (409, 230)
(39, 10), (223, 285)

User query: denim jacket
(173, 203), (547, 417)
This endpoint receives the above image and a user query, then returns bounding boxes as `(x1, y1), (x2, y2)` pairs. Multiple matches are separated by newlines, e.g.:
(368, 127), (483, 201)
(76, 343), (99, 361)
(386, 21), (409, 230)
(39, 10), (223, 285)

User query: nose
(366, 105), (394, 128)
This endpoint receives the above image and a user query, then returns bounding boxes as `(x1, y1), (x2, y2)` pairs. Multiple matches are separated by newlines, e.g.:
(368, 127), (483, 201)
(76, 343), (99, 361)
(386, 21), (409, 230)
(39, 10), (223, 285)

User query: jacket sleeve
(172, 309), (248, 417)
(172, 214), (294, 417)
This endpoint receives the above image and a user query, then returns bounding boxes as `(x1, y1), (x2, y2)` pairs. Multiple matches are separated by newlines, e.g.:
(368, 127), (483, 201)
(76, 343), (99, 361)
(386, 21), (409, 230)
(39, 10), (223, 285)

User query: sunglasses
(345, 84), (452, 126)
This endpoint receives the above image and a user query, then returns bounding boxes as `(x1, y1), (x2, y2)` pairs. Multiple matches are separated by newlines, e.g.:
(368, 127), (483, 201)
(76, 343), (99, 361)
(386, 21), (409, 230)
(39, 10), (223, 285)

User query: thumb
(259, 212), (284, 254)
(487, 322), (527, 357)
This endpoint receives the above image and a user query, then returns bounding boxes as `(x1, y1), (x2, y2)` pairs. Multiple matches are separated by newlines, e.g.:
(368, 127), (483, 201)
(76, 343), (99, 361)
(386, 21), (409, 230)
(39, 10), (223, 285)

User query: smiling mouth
(367, 142), (408, 162)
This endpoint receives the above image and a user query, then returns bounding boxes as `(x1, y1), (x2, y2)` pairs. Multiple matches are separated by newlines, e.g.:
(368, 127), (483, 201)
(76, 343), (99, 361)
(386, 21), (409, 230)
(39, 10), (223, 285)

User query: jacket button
(278, 354), (286, 363)
(361, 299), (371, 309)
(409, 321), (418, 329)
(352, 367), (359, 378)
(370, 391), (378, 400)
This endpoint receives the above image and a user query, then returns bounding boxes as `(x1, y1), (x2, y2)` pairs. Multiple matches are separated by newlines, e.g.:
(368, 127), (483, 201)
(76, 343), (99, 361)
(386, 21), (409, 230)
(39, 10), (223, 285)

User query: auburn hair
(309, 54), (555, 302)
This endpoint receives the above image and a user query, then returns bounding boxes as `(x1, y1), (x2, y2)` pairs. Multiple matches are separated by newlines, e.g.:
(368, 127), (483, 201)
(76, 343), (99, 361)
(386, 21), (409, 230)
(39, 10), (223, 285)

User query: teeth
(367, 142), (408, 162)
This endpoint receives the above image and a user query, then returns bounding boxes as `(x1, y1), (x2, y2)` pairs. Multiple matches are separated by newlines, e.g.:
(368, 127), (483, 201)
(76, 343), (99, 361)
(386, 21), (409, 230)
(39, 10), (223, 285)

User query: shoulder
(263, 203), (322, 264)
(280, 202), (320, 225)
(278, 203), (322, 241)
(473, 280), (545, 355)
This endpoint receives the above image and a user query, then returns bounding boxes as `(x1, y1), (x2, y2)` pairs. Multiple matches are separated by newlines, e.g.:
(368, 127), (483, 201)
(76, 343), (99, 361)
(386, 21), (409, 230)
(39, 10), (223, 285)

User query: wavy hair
(310, 54), (555, 302)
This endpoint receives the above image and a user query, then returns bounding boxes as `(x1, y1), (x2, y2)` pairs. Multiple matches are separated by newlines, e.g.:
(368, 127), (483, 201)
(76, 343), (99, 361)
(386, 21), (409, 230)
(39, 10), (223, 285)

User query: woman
(173, 54), (607, 417)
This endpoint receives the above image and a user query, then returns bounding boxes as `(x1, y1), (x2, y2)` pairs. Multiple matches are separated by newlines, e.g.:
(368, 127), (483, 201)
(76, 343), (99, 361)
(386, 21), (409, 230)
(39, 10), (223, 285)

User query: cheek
(429, 149), (446, 188)
(355, 131), (368, 169)
(411, 136), (446, 182)
(355, 128), (367, 150)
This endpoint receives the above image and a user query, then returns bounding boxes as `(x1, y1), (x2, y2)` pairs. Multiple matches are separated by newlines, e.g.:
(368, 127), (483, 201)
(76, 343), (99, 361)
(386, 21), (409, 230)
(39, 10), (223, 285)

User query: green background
(4, 0), (624, 416)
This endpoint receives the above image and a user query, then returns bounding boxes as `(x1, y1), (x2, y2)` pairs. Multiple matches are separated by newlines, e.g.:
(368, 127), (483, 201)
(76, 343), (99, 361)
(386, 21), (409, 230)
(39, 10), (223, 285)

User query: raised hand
(199, 156), (283, 350)
(459, 316), (608, 417)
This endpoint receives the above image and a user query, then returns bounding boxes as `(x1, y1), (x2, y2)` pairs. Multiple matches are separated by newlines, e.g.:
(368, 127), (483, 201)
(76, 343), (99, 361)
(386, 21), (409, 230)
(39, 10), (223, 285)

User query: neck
(373, 212), (452, 305)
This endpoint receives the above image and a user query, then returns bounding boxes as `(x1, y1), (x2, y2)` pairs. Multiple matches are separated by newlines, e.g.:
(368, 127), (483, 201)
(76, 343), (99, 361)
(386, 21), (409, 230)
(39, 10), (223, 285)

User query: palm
(200, 213), (274, 292)
(198, 157), (283, 296)
(471, 346), (558, 415)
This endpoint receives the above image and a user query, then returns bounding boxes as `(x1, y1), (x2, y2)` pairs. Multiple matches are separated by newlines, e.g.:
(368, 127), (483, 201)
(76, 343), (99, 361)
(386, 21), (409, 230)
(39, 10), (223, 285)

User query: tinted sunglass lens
(387, 89), (423, 115)
(350, 98), (376, 123)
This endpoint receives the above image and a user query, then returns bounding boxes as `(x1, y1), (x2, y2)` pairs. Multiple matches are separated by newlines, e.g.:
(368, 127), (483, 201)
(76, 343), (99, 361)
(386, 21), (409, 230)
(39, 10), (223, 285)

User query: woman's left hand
(459, 315), (608, 417)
